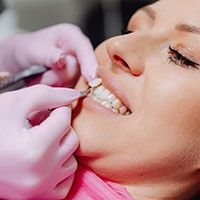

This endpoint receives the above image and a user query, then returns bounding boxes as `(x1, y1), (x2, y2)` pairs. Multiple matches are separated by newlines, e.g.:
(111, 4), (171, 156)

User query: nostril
(113, 55), (129, 68)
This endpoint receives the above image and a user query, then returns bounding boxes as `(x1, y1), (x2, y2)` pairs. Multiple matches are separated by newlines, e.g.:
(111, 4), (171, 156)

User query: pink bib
(66, 164), (134, 200)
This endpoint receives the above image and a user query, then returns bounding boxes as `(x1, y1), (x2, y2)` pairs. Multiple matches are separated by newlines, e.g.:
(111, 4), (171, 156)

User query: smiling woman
(71, 0), (200, 199)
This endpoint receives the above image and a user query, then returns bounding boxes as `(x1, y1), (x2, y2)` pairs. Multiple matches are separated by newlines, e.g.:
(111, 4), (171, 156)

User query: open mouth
(88, 78), (132, 116)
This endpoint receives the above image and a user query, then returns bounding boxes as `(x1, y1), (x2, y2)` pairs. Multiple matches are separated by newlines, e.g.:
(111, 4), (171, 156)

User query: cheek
(95, 41), (111, 66)
(142, 66), (200, 138)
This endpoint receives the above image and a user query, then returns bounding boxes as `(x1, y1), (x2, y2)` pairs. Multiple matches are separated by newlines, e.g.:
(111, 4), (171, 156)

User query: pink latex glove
(0, 85), (80, 200)
(0, 24), (98, 86)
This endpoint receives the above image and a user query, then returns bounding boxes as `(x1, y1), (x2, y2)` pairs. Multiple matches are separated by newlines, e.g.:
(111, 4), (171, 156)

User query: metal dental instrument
(0, 65), (49, 94)
(79, 88), (91, 97)
(0, 64), (94, 102)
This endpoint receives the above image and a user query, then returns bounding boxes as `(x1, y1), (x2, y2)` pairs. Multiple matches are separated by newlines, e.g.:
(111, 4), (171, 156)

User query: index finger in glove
(18, 85), (80, 117)
(57, 25), (98, 81)
(73, 35), (98, 82)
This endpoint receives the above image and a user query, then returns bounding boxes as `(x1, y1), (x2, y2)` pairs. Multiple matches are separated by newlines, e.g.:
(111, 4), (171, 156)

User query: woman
(70, 0), (200, 199)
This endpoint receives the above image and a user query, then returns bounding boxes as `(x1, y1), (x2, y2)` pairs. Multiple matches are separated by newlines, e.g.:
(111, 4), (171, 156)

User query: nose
(106, 34), (145, 76)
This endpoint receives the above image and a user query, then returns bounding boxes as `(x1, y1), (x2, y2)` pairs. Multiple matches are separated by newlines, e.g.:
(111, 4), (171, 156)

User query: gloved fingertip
(79, 57), (98, 82)
(50, 51), (66, 70)
(52, 56), (66, 70)
(82, 66), (98, 82)
(83, 74), (95, 82)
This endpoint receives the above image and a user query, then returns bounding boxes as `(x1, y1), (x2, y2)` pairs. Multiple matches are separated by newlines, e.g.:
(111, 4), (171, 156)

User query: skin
(72, 0), (200, 199)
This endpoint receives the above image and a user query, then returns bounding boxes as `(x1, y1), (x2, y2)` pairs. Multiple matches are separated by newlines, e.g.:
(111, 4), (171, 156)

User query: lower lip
(82, 96), (120, 117)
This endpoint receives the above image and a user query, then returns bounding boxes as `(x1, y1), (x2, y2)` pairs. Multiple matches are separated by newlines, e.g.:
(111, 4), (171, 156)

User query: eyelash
(168, 46), (199, 70)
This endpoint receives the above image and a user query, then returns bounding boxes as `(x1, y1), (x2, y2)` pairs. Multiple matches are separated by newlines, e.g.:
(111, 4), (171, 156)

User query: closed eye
(168, 46), (199, 70)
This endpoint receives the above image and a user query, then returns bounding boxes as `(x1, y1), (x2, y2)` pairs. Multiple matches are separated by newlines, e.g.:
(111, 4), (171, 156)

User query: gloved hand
(0, 24), (98, 86)
(0, 85), (80, 200)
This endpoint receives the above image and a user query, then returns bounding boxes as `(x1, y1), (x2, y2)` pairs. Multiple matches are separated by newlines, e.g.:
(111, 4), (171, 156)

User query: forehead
(152, 0), (200, 26)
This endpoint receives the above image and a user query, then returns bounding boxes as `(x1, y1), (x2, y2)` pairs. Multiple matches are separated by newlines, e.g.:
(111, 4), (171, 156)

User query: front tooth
(89, 78), (103, 88)
(119, 106), (128, 114)
(93, 85), (104, 96)
(112, 99), (122, 110)
(107, 94), (116, 102)
(100, 89), (111, 100)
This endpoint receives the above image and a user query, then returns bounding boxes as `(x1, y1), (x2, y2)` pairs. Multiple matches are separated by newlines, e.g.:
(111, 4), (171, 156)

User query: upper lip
(96, 67), (132, 111)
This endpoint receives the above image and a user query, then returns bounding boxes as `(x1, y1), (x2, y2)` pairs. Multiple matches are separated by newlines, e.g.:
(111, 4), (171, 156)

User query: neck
(122, 175), (199, 200)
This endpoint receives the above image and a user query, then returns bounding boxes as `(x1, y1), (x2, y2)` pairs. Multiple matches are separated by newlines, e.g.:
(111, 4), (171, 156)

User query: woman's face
(73, 0), (200, 185)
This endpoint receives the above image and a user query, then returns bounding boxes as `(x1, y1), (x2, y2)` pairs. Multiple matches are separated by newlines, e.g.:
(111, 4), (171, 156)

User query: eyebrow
(141, 6), (156, 20)
(175, 24), (200, 35)
(141, 6), (200, 37)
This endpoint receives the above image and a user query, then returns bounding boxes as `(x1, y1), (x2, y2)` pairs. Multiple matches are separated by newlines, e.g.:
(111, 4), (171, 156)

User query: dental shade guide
(80, 78), (103, 98)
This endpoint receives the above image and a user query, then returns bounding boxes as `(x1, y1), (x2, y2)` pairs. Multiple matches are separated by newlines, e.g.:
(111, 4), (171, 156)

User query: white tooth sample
(100, 89), (111, 100)
(93, 85), (104, 96)
(111, 99), (122, 110)
(107, 94), (116, 102)
(119, 106), (128, 114)
(89, 78), (102, 88)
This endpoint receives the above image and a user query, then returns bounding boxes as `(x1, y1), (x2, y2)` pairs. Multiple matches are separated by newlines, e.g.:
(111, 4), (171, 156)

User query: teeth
(111, 99), (122, 110)
(101, 101), (112, 109)
(93, 85), (104, 96)
(107, 94), (116, 102)
(100, 89), (111, 100)
(89, 78), (132, 116)
(89, 78), (103, 88)
(119, 106), (127, 114)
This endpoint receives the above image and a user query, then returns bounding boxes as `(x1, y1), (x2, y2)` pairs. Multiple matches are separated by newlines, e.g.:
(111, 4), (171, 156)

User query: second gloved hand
(0, 85), (79, 200)
(0, 24), (98, 86)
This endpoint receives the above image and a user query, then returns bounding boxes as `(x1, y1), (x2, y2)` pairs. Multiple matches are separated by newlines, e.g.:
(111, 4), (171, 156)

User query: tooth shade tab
(89, 78), (103, 88)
